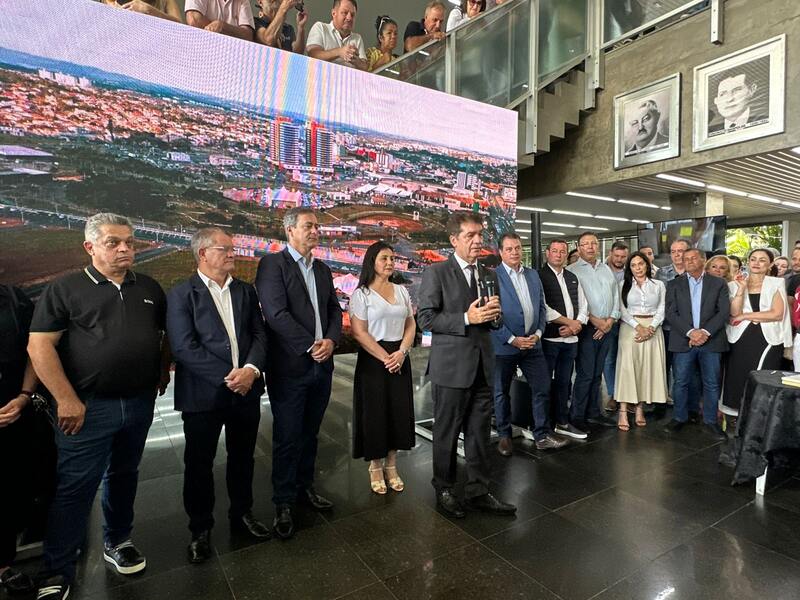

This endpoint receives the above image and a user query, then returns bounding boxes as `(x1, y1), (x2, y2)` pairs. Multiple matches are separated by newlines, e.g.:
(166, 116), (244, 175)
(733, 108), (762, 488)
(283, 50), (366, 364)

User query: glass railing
(378, 41), (446, 92)
(603, 0), (709, 47)
(539, 0), (588, 83)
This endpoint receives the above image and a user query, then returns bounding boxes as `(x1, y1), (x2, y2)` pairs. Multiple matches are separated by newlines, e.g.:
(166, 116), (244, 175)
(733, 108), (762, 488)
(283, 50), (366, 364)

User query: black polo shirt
(30, 266), (167, 397)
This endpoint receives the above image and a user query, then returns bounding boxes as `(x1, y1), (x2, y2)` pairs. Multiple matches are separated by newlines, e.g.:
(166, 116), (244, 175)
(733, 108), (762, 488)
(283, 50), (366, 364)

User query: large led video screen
(0, 0), (517, 347)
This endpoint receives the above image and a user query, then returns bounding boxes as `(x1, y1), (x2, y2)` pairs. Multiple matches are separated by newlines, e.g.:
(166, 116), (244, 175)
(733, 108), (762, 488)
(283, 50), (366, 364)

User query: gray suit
(417, 255), (499, 497)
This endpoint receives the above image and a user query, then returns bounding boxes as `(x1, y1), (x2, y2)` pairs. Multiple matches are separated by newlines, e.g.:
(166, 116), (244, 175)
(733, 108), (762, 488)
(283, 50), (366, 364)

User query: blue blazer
(255, 248), (342, 379)
(167, 274), (267, 413)
(491, 264), (548, 356)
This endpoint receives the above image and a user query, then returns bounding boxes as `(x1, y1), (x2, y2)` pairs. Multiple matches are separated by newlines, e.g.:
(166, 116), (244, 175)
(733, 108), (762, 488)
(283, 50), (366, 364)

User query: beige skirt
(614, 317), (668, 405)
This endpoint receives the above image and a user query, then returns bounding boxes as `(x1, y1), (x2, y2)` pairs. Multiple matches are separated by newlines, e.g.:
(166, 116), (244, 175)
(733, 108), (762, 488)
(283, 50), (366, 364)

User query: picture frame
(693, 34), (785, 152)
(613, 73), (681, 169)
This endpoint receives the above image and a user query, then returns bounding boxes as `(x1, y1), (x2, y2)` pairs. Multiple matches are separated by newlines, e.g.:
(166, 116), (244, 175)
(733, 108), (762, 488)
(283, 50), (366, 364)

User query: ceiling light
(540, 230), (565, 235)
(618, 199), (659, 209)
(581, 225), (609, 231)
(516, 206), (549, 212)
(782, 201), (800, 209)
(747, 193), (782, 204)
(655, 174), (706, 187)
(791, 147), (800, 155)
(515, 219), (532, 224)
(632, 219), (650, 224)
(542, 222), (576, 228)
(552, 209), (593, 217)
(566, 191), (616, 202)
(660, 206), (671, 210)
(593, 215), (630, 222)
(707, 184), (747, 197)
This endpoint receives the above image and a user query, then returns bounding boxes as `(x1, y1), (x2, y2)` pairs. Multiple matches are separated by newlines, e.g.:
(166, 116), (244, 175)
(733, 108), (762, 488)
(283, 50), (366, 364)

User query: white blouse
(349, 284), (413, 342)
(619, 278), (665, 329)
(726, 276), (792, 347)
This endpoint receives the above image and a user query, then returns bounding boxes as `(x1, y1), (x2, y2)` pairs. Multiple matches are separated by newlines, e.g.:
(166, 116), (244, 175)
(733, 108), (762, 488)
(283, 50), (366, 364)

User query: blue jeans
(571, 327), (613, 424)
(664, 328), (701, 413)
(43, 390), (155, 582)
(603, 322), (620, 398)
(494, 347), (551, 440)
(671, 348), (721, 424)
(542, 340), (578, 426)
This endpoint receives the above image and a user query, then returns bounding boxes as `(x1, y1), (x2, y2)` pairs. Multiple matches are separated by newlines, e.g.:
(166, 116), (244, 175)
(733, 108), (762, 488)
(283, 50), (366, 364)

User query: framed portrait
(613, 73), (681, 169)
(693, 34), (785, 152)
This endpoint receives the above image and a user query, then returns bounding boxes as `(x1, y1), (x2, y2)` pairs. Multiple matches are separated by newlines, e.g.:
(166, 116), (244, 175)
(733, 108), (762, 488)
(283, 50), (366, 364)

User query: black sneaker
(554, 423), (588, 439)
(36, 576), (70, 600)
(1, 568), (35, 595)
(103, 540), (146, 575)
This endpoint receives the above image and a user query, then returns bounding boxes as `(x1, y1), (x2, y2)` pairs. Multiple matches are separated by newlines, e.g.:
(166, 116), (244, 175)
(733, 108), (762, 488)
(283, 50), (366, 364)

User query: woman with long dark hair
(615, 251), (668, 430)
(349, 241), (416, 494)
(722, 249), (791, 431)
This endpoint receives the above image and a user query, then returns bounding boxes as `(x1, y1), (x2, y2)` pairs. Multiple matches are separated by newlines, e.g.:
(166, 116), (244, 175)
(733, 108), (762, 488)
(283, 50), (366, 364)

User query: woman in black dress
(723, 249), (792, 432)
(0, 285), (39, 595)
(350, 242), (416, 494)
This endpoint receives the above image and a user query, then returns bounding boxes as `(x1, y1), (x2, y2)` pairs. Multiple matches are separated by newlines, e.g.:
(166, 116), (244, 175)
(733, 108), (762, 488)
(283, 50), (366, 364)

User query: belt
(632, 314), (654, 318)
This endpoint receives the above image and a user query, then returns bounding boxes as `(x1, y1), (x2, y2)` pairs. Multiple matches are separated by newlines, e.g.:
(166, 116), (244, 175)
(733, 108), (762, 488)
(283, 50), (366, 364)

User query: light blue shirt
(688, 272), (704, 331)
(502, 262), (537, 336)
(286, 243), (323, 341)
(566, 257), (620, 320)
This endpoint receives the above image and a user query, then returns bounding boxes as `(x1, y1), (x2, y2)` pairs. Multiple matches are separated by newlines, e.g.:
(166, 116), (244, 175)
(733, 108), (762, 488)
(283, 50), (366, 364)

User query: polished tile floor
(7, 351), (800, 600)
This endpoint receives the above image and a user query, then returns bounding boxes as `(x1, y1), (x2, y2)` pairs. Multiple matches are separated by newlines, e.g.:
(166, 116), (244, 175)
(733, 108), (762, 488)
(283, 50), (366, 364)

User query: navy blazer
(167, 274), (267, 413)
(255, 247), (342, 379)
(665, 273), (730, 354)
(491, 264), (547, 356)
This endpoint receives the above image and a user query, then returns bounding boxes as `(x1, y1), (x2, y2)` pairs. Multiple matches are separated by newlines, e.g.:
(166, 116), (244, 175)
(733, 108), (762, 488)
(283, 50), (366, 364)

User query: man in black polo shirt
(403, 0), (446, 52)
(28, 213), (169, 600)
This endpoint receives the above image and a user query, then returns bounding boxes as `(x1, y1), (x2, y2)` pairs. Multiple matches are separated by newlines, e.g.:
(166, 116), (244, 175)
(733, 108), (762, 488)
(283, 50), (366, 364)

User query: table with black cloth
(730, 370), (800, 489)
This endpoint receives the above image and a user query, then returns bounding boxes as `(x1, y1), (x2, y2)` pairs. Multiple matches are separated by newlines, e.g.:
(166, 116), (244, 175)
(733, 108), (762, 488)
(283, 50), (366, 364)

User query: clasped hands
(467, 296), (501, 325)
(382, 350), (406, 374)
(511, 335), (539, 350)
(310, 338), (335, 363)
(589, 315), (614, 340)
(687, 328), (710, 347)
(558, 319), (582, 338)
(224, 367), (259, 395)
(633, 324), (656, 343)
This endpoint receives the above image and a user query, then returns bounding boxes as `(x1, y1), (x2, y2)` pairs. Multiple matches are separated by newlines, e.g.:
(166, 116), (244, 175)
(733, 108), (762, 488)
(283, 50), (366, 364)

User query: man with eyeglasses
(28, 213), (170, 600)
(565, 232), (619, 430)
(166, 228), (270, 564)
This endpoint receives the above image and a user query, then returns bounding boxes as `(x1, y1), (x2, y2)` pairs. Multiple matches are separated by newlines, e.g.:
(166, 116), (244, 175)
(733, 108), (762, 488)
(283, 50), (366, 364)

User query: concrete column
(666, 192), (724, 219)
(783, 219), (800, 256)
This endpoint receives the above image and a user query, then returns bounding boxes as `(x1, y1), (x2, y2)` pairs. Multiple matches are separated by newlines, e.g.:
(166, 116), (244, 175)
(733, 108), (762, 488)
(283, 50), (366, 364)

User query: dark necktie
(467, 264), (478, 302)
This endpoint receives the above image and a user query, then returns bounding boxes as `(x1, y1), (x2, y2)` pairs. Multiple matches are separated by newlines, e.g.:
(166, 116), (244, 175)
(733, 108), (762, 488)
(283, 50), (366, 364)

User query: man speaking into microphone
(418, 213), (516, 519)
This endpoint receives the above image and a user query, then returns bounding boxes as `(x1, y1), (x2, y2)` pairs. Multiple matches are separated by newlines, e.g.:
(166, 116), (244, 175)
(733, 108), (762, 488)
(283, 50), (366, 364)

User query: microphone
(479, 275), (502, 328)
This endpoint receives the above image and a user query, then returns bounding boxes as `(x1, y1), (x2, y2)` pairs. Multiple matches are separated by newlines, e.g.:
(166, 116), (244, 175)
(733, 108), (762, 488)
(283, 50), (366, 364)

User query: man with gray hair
(28, 213), (170, 600)
(625, 98), (669, 156)
(255, 207), (342, 540)
(404, 1), (447, 52)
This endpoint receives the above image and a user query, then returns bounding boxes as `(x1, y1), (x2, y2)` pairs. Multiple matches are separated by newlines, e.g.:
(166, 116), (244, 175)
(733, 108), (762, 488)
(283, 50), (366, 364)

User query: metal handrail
(601, 0), (710, 49)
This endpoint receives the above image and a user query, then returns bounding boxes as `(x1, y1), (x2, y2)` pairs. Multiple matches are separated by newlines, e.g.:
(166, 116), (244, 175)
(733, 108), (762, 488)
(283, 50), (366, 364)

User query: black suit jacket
(665, 273), (730, 354)
(417, 255), (499, 389)
(255, 247), (342, 379)
(167, 274), (267, 413)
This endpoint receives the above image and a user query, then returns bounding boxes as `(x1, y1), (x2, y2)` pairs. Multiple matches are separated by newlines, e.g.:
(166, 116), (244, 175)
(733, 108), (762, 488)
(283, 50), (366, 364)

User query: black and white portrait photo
(614, 73), (680, 169)
(693, 35), (785, 152)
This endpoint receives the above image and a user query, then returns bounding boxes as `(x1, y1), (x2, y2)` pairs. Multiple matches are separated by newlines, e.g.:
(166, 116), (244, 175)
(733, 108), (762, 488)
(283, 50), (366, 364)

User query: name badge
(421, 331), (432, 347)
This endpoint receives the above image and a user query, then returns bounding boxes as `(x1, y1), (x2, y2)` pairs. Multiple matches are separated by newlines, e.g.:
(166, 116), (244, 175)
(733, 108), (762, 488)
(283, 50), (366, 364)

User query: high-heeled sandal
(635, 409), (647, 427)
(617, 414), (630, 431)
(369, 466), (387, 495)
(383, 465), (404, 492)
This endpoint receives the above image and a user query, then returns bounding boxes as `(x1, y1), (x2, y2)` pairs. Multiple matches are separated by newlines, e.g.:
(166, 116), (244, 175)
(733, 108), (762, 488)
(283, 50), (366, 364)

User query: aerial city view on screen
(0, 3), (517, 344)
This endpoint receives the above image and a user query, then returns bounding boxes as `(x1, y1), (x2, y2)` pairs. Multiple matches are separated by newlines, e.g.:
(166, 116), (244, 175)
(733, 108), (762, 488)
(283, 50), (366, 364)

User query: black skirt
(352, 340), (415, 460)
(723, 323), (784, 412)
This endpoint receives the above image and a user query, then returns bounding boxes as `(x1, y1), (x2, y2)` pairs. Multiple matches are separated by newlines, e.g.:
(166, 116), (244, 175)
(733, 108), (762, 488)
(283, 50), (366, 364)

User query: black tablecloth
(731, 370), (800, 485)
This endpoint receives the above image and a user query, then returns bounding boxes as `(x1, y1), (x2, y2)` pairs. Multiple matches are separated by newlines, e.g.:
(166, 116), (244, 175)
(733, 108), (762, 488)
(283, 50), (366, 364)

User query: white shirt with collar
(306, 21), (367, 66)
(286, 243), (324, 343)
(501, 261), (540, 342)
(196, 270), (260, 376)
(544, 263), (588, 343)
(620, 277), (665, 329)
(453, 252), (478, 326)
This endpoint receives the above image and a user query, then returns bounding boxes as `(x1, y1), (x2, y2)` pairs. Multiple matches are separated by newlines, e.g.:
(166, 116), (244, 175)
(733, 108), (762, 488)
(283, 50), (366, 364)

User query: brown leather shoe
(497, 437), (513, 456)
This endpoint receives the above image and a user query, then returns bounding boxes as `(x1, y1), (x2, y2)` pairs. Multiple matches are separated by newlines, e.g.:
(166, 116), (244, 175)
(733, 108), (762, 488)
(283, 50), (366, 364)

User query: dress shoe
(273, 504), (295, 540)
(535, 434), (568, 450)
(0, 568), (34, 595)
(297, 487), (334, 511)
(466, 493), (517, 515)
(497, 437), (513, 456)
(662, 419), (685, 433)
(436, 490), (465, 519)
(187, 531), (211, 564)
(232, 512), (272, 539)
(587, 415), (617, 428)
(704, 423), (727, 440)
(688, 410), (701, 424)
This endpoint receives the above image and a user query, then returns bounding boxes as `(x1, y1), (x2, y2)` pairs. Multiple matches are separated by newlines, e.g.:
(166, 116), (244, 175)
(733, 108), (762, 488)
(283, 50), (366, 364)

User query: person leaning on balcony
(255, 0), (308, 54)
(404, 1), (447, 53)
(185, 0), (255, 41)
(366, 16), (399, 72)
(102, 0), (182, 23)
(446, 0), (486, 32)
(306, 0), (368, 70)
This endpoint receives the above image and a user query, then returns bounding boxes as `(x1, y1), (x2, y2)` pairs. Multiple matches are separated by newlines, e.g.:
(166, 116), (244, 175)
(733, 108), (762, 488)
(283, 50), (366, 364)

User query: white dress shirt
(501, 262), (540, 342)
(620, 277), (665, 329)
(196, 270), (259, 375)
(453, 253), (479, 326)
(544, 263), (588, 343)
